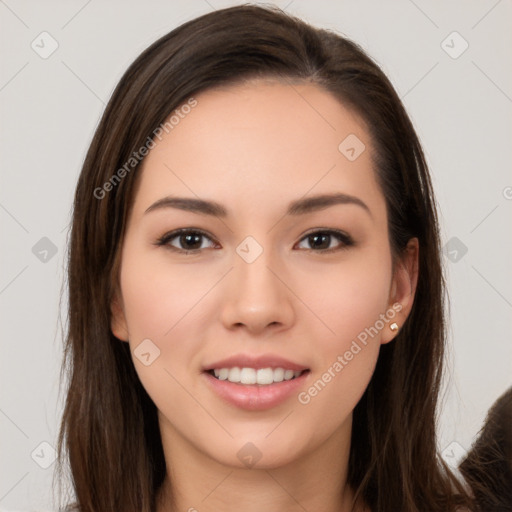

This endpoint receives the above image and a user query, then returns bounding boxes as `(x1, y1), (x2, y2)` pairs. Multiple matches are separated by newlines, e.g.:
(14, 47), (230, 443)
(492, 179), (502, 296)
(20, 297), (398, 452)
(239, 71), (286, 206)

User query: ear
(110, 290), (129, 342)
(381, 237), (419, 344)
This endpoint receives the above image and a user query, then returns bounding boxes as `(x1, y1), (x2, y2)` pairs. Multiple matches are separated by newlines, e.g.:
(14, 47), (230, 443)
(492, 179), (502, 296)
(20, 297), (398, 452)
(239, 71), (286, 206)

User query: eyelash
(154, 228), (354, 255)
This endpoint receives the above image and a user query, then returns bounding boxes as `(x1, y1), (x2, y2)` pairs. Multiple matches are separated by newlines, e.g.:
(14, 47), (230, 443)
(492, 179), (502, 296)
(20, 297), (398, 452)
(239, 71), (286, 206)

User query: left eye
(295, 230), (353, 252)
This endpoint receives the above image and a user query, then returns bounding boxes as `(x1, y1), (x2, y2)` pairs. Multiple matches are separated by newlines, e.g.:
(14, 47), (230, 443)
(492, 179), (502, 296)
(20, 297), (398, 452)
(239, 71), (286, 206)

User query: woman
(55, 5), (474, 511)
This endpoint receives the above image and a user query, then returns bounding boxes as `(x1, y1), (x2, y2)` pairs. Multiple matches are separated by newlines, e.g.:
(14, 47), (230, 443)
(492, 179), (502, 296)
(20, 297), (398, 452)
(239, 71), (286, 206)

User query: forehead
(132, 80), (385, 222)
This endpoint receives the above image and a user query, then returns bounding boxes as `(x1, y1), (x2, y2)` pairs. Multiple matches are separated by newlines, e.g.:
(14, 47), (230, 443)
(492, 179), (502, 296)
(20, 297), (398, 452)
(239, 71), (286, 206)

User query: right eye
(155, 229), (219, 254)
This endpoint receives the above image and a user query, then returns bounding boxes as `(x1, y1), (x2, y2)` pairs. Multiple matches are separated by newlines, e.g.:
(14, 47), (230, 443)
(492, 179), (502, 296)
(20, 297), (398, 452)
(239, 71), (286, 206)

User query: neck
(155, 414), (363, 512)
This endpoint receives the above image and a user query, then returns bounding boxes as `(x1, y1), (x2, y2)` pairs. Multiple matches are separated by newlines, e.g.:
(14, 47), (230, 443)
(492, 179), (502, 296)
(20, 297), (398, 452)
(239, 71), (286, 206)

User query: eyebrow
(144, 193), (371, 218)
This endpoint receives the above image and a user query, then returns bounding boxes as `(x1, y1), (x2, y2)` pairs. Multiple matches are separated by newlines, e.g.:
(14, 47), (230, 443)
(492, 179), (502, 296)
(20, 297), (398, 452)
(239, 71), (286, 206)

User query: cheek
(119, 241), (214, 340)
(299, 244), (393, 351)
(294, 245), (392, 412)
(118, 246), (213, 415)
(118, 241), (225, 398)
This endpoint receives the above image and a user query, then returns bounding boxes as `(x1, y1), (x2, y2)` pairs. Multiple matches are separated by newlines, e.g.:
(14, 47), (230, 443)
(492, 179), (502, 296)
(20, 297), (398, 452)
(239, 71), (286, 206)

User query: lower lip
(203, 371), (309, 411)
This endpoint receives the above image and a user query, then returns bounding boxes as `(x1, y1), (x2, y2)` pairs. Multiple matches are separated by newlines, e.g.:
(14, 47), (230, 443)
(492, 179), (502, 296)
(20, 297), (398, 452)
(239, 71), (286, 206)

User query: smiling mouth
(206, 367), (310, 385)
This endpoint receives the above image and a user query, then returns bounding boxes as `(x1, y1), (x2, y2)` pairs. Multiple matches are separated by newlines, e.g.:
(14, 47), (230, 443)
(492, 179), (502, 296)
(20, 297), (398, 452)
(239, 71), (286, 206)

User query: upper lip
(203, 354), (309, 372)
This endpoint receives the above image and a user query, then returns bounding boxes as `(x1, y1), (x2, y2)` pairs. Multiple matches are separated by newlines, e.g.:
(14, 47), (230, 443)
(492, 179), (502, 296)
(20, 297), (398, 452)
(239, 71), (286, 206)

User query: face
(111, 80), (418, 470)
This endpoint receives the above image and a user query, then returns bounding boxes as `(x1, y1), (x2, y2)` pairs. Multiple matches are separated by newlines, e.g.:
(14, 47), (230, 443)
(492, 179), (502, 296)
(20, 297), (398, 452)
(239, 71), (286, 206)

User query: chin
(204, 433), (310, 470)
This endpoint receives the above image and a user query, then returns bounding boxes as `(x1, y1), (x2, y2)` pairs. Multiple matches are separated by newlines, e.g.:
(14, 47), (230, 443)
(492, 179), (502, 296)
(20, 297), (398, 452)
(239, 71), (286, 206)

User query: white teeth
(210, 366), (304, 385)
(256, 368), (274, 385)
(284, 369), (294, 380)
(228, 367), (241, 383)
(240, 367), (256, 384)
(273, 367), (284, 382)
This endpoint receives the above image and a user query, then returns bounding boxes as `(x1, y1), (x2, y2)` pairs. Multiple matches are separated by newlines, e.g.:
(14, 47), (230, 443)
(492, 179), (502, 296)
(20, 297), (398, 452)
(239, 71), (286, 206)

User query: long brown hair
(55, 5), (474, 511)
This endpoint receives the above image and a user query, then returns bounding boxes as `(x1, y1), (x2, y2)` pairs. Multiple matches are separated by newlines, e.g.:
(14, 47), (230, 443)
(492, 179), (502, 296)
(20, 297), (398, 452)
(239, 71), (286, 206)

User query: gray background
(1, 0), (511, 510)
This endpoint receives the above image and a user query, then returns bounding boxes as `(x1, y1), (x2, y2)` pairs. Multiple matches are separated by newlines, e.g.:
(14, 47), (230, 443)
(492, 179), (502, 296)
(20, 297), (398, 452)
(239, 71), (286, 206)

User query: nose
(219, 250), (295, 335)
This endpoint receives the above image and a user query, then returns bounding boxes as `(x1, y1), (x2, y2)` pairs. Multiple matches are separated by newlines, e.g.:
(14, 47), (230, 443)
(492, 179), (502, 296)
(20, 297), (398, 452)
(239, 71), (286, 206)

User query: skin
(111, 80), (419, 512)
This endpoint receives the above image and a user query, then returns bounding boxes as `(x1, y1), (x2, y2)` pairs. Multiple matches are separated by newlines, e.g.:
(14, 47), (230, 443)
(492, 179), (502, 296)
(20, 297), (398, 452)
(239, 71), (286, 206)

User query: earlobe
(382, 237), (419, 344)
(110, 293), (129, 342)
